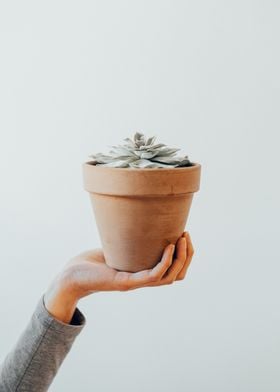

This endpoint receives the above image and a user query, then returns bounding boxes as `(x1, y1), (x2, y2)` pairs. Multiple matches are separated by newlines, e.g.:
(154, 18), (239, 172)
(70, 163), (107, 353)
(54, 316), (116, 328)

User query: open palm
(64, 231), (194, 298)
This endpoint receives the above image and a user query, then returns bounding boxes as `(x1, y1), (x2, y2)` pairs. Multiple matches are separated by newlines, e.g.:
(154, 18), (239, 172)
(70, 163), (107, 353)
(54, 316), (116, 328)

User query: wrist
(44, 272), (80, 324)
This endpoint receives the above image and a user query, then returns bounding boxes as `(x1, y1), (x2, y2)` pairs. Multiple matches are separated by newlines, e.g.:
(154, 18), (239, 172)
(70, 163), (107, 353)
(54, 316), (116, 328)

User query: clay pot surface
(83, 162), (201, 272)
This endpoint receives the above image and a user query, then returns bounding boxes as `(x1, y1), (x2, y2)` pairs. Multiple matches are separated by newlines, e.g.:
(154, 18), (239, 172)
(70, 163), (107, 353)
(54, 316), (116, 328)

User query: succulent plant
(89, 132), (193, 168)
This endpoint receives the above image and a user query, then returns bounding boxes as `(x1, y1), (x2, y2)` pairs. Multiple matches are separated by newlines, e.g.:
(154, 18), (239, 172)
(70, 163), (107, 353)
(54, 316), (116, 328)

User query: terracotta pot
(83, 162), (201, 272)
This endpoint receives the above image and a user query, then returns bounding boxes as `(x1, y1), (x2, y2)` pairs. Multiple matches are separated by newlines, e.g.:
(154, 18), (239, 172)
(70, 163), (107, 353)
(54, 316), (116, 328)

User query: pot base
(90, 193), (193, 272)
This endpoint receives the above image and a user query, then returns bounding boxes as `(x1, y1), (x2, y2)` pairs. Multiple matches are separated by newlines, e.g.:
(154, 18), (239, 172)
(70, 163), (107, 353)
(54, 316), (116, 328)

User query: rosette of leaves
(89, 132), (193, 168)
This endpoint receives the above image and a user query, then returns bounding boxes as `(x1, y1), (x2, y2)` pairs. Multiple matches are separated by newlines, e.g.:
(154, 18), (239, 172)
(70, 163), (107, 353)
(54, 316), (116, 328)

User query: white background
(0, 1), (279, 391)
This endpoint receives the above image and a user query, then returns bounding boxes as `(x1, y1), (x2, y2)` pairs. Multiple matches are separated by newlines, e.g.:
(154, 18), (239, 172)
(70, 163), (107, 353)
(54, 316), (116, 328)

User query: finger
(149, 243), (175, 280)
(176, 232), (194, 281)
(174, 234), (187, 265)
(117, 243), (175, 290)
(144, 236), (187, 287)
(161, 236), (186, 283)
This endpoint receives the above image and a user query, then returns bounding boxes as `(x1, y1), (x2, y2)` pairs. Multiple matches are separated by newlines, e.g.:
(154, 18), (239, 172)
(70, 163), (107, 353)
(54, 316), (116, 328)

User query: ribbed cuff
(33, 295), (86, 338)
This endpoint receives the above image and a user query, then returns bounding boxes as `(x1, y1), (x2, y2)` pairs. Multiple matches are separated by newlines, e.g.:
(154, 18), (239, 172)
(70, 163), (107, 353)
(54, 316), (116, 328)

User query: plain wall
(0, 1), (279, 391)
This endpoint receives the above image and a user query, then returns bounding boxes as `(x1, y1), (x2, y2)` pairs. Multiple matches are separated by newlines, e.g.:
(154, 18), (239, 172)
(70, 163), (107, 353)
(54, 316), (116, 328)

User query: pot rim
(84, 161), (201, 172)
(83, 161), (201, 196)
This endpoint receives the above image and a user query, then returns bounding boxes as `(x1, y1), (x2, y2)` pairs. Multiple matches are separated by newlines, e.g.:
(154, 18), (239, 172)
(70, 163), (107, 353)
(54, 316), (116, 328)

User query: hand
(44, 232), (194, 323)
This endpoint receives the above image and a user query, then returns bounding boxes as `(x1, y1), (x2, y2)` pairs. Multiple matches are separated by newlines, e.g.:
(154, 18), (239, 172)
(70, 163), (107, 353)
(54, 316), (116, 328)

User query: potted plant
(83, 132), (201, 272)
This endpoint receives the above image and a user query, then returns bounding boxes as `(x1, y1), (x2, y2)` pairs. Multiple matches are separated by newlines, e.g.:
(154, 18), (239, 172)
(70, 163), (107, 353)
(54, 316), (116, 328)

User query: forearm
(0, 295), (85, 392)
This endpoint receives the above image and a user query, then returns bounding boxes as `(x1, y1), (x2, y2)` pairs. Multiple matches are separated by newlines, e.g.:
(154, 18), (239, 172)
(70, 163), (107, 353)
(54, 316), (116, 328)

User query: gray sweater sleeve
(0, 296), (86, 392)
